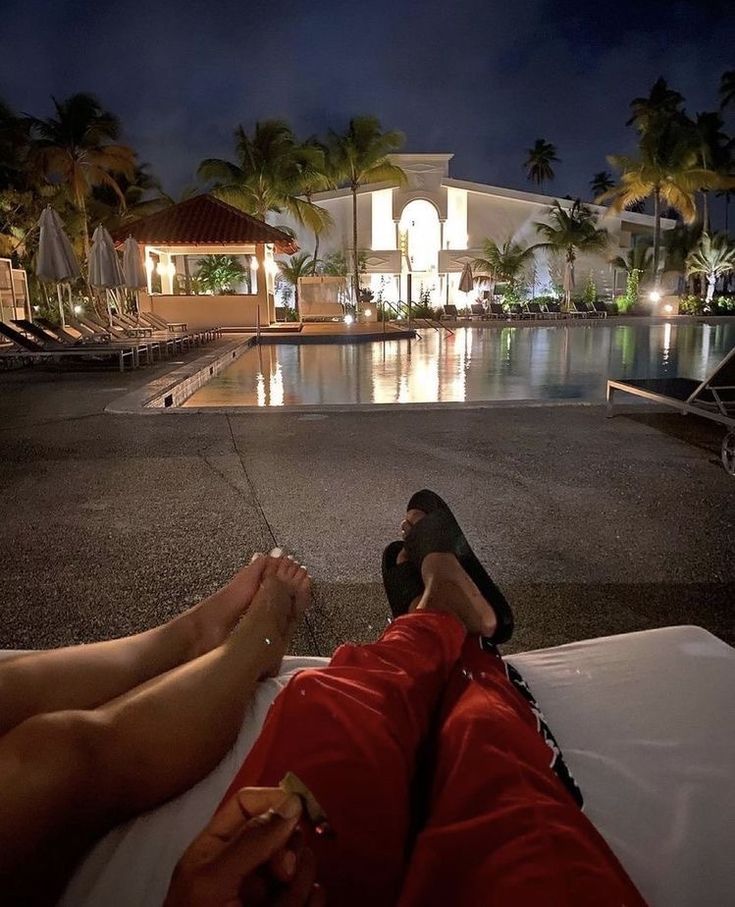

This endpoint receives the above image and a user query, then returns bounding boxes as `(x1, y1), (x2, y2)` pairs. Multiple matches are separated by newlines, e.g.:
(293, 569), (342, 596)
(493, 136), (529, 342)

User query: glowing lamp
(649, 290), (661, 303)
(364, 308), (372, 316)
(664, 304), (673, 314)
(73, 305), (82, 314)
(344, 314), (354, 325)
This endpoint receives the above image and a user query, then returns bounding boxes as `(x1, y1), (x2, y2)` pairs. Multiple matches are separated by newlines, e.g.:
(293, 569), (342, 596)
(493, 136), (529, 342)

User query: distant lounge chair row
(440, 301), (608, 321)
(0, 312), (223, 371)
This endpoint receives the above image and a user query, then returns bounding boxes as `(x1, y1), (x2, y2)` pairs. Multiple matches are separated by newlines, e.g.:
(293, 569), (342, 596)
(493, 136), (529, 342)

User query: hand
(165, 787), (325, 907)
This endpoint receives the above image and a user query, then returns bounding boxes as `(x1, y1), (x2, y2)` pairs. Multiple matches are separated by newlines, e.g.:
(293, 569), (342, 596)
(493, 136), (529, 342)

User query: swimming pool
(182, 322), (735, 408)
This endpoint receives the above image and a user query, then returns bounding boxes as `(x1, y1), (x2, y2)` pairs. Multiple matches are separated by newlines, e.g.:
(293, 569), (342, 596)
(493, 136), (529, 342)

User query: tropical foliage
(536, 200), (608, 308)
(195, 255), (247, 294)
(590, 171), (614, 201)
(686, 233), (735, 303)
(602, 77), (734, 279)
(524, 139), (559, 188)
(276, 252), (317, 312)
(197, 120), (332, 236)
(472, 238), (538, 298)
(327, 117), (406, 303)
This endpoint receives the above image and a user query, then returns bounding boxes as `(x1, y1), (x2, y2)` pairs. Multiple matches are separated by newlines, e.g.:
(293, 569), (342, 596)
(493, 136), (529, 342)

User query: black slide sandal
(404, 489), (514, 644)
(381, 540), (424, 619)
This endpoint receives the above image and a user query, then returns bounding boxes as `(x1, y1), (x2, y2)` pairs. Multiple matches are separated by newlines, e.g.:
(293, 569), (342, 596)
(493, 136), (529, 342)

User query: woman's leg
(398, 570), (646, 906)
(0, 557), (310, 885)
(0, 552), (274, 735)
(216, 551), (498, 907)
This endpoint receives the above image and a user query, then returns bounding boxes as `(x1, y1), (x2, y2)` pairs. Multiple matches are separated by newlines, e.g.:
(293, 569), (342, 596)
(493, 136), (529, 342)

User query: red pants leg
(398, 637), (647, 907)
(219, 612), (466, 907)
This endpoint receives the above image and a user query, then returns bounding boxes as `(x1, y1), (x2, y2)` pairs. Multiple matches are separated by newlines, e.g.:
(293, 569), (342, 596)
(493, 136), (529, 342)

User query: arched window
(398, 200), (441, 273)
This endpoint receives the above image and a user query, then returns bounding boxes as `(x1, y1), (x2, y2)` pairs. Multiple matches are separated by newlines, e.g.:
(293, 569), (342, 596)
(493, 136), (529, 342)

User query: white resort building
(278, 153), (676, 310)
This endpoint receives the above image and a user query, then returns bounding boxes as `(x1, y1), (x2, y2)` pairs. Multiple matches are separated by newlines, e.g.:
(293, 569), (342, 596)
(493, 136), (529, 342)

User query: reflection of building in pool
(277, 153), (677, 307)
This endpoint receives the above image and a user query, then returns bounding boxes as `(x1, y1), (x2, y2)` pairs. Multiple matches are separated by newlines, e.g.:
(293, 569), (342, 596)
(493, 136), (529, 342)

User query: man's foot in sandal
(416, 551), (497, 636)
(400, 491), (514, 644)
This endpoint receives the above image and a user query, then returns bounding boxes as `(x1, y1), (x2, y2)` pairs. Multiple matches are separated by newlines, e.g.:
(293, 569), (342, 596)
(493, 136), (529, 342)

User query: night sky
(1, 0), (733, 210)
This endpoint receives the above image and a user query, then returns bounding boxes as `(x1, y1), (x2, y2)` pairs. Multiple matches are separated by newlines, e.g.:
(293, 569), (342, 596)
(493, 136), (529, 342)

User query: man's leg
(0, 552), (274, 735)
(0, 557), (310, 889)
(398, 629), (646, 907)
(217, 549), (501, 907)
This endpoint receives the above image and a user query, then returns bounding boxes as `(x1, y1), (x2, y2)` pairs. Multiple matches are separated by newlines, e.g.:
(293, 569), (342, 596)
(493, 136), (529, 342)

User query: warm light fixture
(663, 304), (673, 314)
(649, 290), (661, 303)
(73, 304), (82, 314)
(344, 314), (354, 325)
(364, 308), (372, 316)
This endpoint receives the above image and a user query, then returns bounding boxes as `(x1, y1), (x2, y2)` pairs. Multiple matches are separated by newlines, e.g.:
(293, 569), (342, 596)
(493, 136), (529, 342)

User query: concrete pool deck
(0, 347), (733, 657)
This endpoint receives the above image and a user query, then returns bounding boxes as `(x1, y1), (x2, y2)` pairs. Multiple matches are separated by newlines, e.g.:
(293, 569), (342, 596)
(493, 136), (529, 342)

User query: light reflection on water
(183, 323), (735, 408)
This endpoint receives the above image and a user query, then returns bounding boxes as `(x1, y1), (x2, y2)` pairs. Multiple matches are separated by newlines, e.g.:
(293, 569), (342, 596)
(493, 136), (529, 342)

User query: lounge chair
(590, 301), (608, 318)
(140, 311), (189, 332)
(524, 303), (544, 320)
(80, 314), (173, 359)
(441, 304), (459, 320)
(488, 302), (508, 320)
(36, 317), (111, 345)
(0, 321), (137, 370)
(607, 345), (735, 475)
(569, 301), (590, 318)
(469, 303), (487, 320)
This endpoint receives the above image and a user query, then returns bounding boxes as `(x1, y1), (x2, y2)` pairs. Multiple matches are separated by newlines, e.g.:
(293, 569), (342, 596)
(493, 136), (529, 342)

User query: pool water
(182, 323), (735, 408)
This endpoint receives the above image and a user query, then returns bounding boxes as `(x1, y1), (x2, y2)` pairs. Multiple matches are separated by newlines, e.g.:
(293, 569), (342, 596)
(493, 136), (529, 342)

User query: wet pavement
(1, 356), (733, 656)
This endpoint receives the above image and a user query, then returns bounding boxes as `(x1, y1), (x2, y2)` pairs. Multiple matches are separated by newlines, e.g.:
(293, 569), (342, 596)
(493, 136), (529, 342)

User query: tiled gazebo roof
(112, 194), (298, 253)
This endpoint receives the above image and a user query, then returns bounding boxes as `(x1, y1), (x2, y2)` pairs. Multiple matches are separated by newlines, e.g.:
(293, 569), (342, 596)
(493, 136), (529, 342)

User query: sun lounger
(569, 301), (590, 318)
(80, 315), (172, 360)
(440, 304), (459, 320)
(0, 321), (137, 370)
(590, 301), (608, 318)
(141, 312), (189, 332)
(469, 303), (487, 320)
(36, 625), (734, 907)
(36, 317), (111, 345)
(488, 302), (508, 320)
(607, 345), (735, 475)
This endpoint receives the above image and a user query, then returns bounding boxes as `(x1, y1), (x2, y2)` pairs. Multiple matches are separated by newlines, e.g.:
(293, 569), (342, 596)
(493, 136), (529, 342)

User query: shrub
(584, 276), (598, 305)
(679, 295), (705, 315)
(615, 294), (635, 314)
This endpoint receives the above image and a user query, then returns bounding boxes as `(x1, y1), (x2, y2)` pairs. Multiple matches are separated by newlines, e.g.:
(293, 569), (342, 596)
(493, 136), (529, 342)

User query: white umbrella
(89, 225), (125, 326)
(122, 236), (147, 316)
(36, 206), (81, 326)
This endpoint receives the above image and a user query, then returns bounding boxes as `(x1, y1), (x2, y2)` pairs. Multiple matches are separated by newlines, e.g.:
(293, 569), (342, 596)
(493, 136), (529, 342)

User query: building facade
(277, 153), (676, 308)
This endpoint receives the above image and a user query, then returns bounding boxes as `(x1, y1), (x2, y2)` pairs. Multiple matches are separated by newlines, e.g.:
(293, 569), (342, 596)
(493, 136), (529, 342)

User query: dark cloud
(1, 0), (733, 215)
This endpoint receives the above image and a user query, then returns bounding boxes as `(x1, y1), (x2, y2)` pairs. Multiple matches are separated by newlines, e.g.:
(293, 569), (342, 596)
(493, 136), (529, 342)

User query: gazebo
(112, 195), (297, 330)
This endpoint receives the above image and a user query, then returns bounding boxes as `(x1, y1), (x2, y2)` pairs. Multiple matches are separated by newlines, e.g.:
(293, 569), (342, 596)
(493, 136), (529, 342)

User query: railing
(379, 300), (455, 338)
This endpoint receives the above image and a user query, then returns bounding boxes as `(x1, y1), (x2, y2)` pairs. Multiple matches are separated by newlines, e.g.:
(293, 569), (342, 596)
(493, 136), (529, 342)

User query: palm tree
(693, 112), (732, 230)
(524, 139), (559, 189)
(277, 251), (317, 313)
(328, 117), (405, 305)
(535, 200), (608, 309)
(627, 78), (685, 132)
(601, 124), (725, 279)
(591, 171), (614, 202)
(198, 120), (328, 233)
(720, 71), (735, 110)
(472, 238), (539, 297)
(610, 242), (653, 278)
(686, 233), (735, 303)
(27, 93), (136, 260)
(297, 139), (336, 271)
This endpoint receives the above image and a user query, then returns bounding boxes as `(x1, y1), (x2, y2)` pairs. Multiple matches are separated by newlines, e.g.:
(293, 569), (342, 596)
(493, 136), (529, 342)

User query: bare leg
(0, 556), (311, 882)
(0, 552), (279, 735)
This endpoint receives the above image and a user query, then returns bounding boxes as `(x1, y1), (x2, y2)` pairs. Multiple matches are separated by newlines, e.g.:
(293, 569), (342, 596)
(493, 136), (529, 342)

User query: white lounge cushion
(5, 625), (732, 906)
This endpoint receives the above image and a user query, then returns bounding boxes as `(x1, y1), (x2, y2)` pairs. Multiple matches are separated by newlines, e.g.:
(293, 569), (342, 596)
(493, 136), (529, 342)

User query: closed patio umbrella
(89, 225), (125, 327)
(122, 236), (147, 317)
(459, 261), (474, 294)
(36, 206), (81, 326)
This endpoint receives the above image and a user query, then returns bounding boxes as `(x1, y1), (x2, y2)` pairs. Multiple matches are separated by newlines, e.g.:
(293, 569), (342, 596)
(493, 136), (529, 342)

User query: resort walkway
(1, 359), (733, 655)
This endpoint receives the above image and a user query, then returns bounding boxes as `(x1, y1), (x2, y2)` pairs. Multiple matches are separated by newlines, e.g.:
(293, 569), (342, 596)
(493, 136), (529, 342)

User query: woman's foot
(184, 551), (296, 658)
(398, 508), (497, 637)
(229, 555), (312, 677)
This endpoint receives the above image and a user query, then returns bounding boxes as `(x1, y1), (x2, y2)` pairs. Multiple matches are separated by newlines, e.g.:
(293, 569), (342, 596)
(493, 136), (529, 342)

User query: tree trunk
(78, 192), (91, 264)
(652, 188), (661, 280)
(352, 185), (359, 309)
(725, 193), (730, 234)
(313, 230), (320, 274)
(706, 274), (716, 304)
(702, 191), (709, 233)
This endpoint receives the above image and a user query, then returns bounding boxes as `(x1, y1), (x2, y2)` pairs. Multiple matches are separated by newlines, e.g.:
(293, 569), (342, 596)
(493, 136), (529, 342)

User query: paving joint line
(224, 415), (322, 655)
